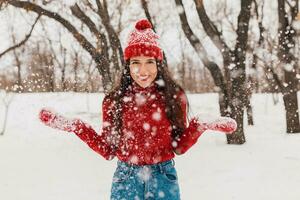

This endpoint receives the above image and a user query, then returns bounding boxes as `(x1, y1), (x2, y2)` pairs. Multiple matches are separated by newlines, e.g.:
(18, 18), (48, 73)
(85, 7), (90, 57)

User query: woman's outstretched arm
(39, 95), (117, 160)
(173, 91), (237, 155)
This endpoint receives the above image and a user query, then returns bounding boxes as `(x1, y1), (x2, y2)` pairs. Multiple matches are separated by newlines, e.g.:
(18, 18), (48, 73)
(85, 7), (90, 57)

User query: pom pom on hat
(124, 19), (163, 61)
(135, 19), (153, 30)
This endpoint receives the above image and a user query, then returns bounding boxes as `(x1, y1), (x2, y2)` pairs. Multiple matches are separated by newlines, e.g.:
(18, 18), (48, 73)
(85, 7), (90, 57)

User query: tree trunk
(246, 97), (254, 125)
(225, 0), (253, 144)
(227, 94), (246, 144)
(74, 52), (79, 92)
(61, 48), (67, 91)
(283, 92), (300, 133)
(277, 0), (300, 133)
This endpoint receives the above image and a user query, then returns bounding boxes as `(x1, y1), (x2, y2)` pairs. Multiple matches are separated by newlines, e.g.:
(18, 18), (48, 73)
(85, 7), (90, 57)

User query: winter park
(0, 0), (300, 200)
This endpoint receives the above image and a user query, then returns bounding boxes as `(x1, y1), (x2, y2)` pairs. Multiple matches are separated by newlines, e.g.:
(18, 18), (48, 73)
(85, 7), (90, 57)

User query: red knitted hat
(124, 19), (163, 61)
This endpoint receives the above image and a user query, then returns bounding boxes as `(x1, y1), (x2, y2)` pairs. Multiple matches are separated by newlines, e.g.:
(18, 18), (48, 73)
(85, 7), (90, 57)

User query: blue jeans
(110, 159), (181, 200)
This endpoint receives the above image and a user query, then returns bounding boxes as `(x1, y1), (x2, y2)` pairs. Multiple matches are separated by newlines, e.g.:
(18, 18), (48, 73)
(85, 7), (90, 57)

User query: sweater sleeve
(72, 95), (117, 160)
(172, 91), (206, 155)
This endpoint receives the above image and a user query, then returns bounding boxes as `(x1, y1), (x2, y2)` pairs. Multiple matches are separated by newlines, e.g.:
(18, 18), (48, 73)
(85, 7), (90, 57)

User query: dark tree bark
(62, 47), (67, 91)
(73, 52), (79, 92)
(277, 0), (300, 133)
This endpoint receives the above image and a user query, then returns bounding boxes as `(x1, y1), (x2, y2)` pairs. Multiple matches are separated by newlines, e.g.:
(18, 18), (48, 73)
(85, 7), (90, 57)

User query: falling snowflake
(152, 111), (161, 121)
(172, 141), (178, 148)
(143, 122), (150, 130)
(123, 96), (133, 102)
(158, 190), (165, 198)
(129, 155), (139, 164)
(155, 79), (165, 87)
(137, 166), (152, 182)
(283, 63), (293, 72)
(135, 93), (146, 106)
(102, 121), (111, 128)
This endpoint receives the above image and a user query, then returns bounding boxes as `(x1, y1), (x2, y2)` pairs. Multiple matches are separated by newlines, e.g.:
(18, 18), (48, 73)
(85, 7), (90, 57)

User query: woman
(39, 19), (237, 200)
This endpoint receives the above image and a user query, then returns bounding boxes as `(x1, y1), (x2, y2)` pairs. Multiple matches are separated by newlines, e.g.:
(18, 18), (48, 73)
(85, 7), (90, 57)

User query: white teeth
(139, 76), (149, 81)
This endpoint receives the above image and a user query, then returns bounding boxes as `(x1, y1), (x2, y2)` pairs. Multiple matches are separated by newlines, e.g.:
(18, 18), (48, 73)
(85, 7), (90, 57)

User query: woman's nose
(139, 63), (148, 74)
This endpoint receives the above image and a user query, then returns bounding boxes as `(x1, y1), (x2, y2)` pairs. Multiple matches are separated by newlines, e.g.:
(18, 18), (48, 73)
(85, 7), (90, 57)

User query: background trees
(0, 0), (299, 139)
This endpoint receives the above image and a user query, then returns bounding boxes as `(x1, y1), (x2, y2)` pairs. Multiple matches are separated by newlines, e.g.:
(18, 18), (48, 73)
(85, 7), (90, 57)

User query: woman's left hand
(196, 116), (237, 134)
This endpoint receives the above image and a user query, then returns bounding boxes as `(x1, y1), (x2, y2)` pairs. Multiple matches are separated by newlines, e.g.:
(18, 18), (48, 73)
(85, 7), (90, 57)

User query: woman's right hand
(39, 108), (80, 133)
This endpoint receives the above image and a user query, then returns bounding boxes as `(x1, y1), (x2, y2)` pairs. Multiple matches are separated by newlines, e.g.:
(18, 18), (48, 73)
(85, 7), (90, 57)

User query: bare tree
(0, 14), (40, 92)
(40, 21), (68, 92)
(2, 0), (127, 93)
(252, 0), (300, 133)
(0, 90), (14, 135)
(175, 0), (253, 144)
(11, 33), (24, 93)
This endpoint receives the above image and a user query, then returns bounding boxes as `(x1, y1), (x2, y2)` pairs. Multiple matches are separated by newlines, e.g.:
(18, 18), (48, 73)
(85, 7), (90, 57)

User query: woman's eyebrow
(147, 59), (156, 62)
(130, 59), (140, 62)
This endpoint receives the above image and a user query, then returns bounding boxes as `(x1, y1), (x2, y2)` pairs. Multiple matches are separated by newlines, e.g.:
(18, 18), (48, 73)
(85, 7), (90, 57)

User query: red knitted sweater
(74, 81), (202, 165)
(39, 82), (237, 165)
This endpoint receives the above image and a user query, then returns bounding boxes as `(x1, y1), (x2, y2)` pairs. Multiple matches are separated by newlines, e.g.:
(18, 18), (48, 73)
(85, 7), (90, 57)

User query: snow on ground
(0, 92), (300, 200)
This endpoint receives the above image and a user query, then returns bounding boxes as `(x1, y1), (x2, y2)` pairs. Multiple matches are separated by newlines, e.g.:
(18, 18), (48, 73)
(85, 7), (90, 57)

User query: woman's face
(129, 56), (158, 88)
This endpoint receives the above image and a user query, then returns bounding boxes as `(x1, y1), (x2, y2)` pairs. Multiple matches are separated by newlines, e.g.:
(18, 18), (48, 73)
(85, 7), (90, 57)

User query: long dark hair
(106, 60), (190, 145)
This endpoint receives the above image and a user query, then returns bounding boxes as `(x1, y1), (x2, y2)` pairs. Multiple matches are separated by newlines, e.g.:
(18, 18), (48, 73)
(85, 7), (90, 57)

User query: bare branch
(140, 0), (156, 31)
(140, 0), (169, 66)
(253, 0), (265, 45)
(255, 55), (285, 92)
(5, 0), (114, 93)
(7, 0), (103, 62)
(95, 0), (124, 67)
(39, 20), (63, 69)
(174, 0), (227, 96)
(70, 3), (108, 57)
(193, 0), (231, 57)
(175, 0), (207, 63)
(0, 14), (41, 58)
(223, 1), (237, 33)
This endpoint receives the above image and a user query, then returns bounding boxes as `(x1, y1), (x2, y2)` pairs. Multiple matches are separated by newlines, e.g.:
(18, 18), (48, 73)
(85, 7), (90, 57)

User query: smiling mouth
(138, 75), (150, 81)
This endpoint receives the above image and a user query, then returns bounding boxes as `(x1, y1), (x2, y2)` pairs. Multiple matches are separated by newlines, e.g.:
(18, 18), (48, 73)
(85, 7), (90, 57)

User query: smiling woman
(38, 18), (237, 200)
(129, 56), (158, 88)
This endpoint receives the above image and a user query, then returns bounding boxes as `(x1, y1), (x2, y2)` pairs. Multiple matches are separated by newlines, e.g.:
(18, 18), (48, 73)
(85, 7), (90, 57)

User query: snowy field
(0, 92), (300, 200)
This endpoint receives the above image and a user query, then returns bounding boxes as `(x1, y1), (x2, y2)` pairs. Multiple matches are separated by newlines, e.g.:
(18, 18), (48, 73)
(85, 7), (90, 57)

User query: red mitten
(39, 108), (79, 132)
(195, 116), (237, 134)
(206, 117), (237, 134)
